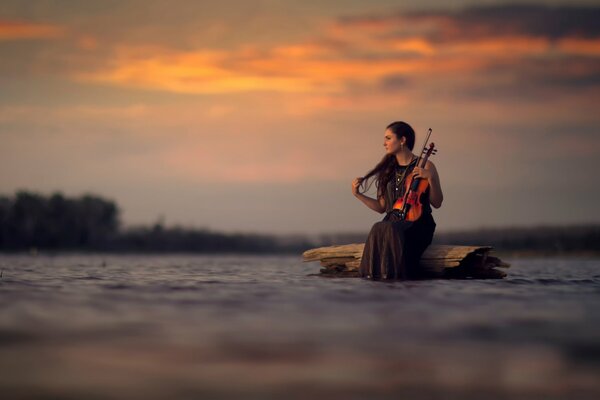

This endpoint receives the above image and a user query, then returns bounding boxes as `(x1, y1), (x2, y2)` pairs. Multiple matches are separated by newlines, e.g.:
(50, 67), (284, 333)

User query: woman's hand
(411, 167), (432, 181)
(351, 177), (364, 196)
(353, 177), (386, 213)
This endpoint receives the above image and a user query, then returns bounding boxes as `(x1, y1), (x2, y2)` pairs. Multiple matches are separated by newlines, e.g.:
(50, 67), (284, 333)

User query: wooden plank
(342, 258), (462, 271)
(302, 244), (364, 261)
(420, 245), (492, 260)
(302, 243), (509, 279)
(320, 257), (357, 267)
(303, 244), (493, 262)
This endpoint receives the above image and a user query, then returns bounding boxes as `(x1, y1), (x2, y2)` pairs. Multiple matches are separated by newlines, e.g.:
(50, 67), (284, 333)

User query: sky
(1, 0), (599, 234)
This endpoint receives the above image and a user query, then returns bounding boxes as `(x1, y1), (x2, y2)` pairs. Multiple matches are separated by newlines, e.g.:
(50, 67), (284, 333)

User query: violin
(392, 129), (437, 222)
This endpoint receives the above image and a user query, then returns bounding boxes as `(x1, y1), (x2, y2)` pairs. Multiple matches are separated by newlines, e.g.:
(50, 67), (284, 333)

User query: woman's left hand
(412, 167), (432, 181)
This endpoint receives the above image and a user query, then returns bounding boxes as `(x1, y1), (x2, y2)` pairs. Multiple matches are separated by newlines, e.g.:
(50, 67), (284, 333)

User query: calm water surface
(1, 254), (599, 399)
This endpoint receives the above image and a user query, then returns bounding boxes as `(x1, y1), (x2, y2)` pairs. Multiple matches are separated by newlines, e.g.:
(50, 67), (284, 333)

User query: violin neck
(416, 128), (433, 169)
(417, 154), (429, 169)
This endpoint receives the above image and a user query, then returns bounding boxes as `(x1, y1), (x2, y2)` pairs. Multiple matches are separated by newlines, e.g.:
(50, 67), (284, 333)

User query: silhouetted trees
(0, 191), (312, 253)
(432, 225), (600, 255)
(0, 191), (119, 251)
(110, 223), (309, 253)
(0, 190), (598, 254)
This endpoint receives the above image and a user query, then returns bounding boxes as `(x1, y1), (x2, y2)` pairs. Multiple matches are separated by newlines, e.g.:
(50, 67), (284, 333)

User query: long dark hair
(360, 121), (416, 201)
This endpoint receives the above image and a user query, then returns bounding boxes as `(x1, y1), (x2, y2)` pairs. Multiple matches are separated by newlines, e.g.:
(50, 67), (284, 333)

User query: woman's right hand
(351, 177), (364, 196)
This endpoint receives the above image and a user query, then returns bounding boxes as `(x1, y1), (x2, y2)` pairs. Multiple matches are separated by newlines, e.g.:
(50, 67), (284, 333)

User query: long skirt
(359, 211), (436, 280)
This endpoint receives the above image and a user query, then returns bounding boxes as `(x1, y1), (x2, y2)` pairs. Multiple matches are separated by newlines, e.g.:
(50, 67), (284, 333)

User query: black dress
(358, 159), (437, 280)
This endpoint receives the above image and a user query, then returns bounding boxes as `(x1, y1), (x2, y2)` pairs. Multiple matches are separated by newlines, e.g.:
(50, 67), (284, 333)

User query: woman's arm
(352, 177), (386, 213)
(412, 161), (443, 208)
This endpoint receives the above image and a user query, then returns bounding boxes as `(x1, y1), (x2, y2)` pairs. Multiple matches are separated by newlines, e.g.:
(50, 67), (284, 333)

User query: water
(0, 254), (599, 399)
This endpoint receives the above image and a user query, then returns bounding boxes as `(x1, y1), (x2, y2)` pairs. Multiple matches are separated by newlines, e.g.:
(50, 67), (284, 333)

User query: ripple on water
(0, 254), (598, 398)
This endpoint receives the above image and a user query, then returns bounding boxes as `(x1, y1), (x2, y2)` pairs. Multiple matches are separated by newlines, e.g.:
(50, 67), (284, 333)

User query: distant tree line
(0, 191), (119, 251)
(432, 225), (600, 255)
(309, 225), (600, 255)
(0, 191), (598, 255)
(112, 224), (312, 253)
(0, 191), (312, 253)
(316, 226), (600, 255)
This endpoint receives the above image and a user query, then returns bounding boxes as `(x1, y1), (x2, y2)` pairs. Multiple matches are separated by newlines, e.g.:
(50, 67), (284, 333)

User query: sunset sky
(1, 0), (599, 234)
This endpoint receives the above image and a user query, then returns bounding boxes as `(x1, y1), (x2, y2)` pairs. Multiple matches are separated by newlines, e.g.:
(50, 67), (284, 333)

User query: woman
(351, 121), (443, 280)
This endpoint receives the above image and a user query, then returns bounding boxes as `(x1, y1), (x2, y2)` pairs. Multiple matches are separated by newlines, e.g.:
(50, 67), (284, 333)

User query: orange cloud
(77, 35), (98, 50)
(0, 20), (64, 40)
(69, 6), (599, 98)
(71, 39), (490, 96)
(442, 36), (551, 56)
(76, 47), (322, 94)
(556, 38), (600, 56)
(386, 38), (436, 56)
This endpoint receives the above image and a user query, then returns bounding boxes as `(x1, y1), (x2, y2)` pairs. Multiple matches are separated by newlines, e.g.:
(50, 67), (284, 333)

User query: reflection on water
(1, 254), (599, 399)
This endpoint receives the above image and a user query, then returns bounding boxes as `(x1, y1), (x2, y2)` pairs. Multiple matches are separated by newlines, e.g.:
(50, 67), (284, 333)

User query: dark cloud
(439, 4), (600, 40)
(333, 3), (600, 101)
(499, 55), (598, 85)
(450, 56), (600, 102)
(339, 4), (600, 42)
(517, 57), (600, 88)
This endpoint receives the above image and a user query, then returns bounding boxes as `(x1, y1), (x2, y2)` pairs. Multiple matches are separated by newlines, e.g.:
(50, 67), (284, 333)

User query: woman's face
(383, 128), (404, 154)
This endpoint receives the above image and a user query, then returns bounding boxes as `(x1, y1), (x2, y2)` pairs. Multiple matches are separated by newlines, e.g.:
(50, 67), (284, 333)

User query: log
(302, 243), (510, 279)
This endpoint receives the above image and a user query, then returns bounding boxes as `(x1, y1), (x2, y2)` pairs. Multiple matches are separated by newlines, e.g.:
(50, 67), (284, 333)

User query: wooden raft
(302, 244), (510, 279)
